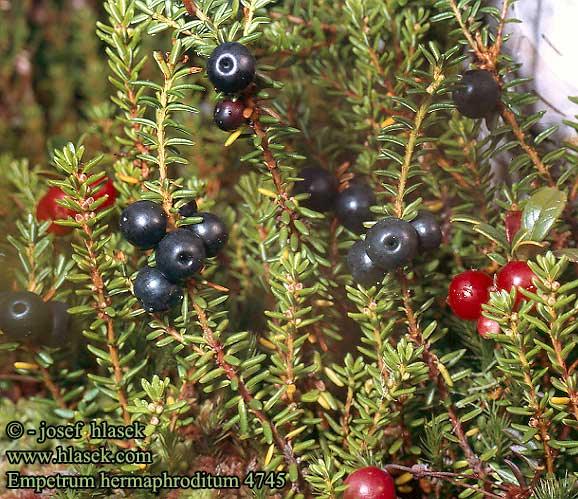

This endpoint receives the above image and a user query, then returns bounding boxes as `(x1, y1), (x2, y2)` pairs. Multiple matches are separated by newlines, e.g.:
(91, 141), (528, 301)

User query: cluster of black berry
(0, 291), (71, 346)
(207, 42), (256, 132)
(291, 167), (376, 233)
(120, 200), (228, 313)
(347, 212), (442, 286)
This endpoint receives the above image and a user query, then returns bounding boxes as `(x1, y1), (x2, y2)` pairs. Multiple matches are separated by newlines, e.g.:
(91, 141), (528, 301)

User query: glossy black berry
(214, 99), (246, 131)
(133, 266), (183, 313)
(365, 218), (419, 270)
(207, 42), (256, 94)
(155, 229), (206, 282)
(46, 301), (72, 347)
(292, 167), (338, 213)
(347, 241), (385, 287)
(120, 200), (167, 249)
(336, 183), (376, 234)
(0, 291), (53, 341)
(179, 200), (198, 218)
(410, 211), (442, 252)
(453, 70), (500, 119)
(187, 212), (228, 257)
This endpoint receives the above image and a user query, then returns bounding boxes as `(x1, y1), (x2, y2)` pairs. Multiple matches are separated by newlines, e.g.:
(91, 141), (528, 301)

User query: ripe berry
(496, 261), (537, 308)
(477, 316), (500, 338)
(36, 177), (117, 236)
(448, 270), (493, 320)
(347, 241), (385, 286)
(365, 218), (419, 270)
(335, 183), (376, 234)
(155, 229), (206, 282)
(47, 301), (72, 347)
(292, 167), (338, 213)
(207, 42), (256, 94)
(36, 186), (75, 236)
(179, 200), (198, 218)
(214, 99), (246, 131)
(0, 291), (53, 342)
(90, 176), (118, 211)
(410, 210), (442, 252)
(186, 212), (228, 257)
(120, 200), (167, 249)
(133, 266), (183, 313)
(453, 69), (500, 119)
(344, 466), (396, 499)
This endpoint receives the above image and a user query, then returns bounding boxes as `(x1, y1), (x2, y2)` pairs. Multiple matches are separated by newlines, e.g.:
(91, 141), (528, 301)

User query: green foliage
(1, 0), (578, 498)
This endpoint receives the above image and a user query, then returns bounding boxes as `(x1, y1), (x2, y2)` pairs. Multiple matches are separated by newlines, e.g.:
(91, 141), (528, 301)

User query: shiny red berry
(36, 177), (117, 236)
(448, 270), (493, 321)
(91, 176), (117, 210)
(496, 261), (537, 308)
(36, 187), (75, 236)
(477, 316), (500, 338)
(344, 467), (396, 499)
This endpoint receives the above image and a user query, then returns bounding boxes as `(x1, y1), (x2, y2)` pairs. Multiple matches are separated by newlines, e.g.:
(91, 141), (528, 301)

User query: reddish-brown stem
(491, 0), (511, 59)
(38, 364), (67, 409)
(448, 0), (489, 67)
(509, 315), (555, 473)
(269, 11), (338, 34)
(499, 105), (555, 186)
(192, 302), (305, 491)
(399, 273), (487, 479)
(384, 464), (505, 499)
(77, 205), (130, 424)
(449, 0), (556, 186)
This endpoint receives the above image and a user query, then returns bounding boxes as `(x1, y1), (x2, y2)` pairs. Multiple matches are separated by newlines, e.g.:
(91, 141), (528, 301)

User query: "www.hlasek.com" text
(5, 446), (153, 465)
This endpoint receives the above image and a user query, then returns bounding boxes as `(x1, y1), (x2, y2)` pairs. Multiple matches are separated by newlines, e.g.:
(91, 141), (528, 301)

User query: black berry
(453, 70), (500, 119)
(120, 200), (167, 249)
(207, 42), (256, 94)
(365, 218), (419, 270)
(347, 241), (385, 286)
(336, 183), (376, 234)
(133, 266), (183, 313)
(47, 301), (72, 347)
(0, 291), (53, 342)
(292, 167), (338, 213)
(214, 99), (246, 131)
(155, 229), (206, 282)
(410, 211), (442, 252)
(179, 200), (198, 218)
(187, 212), (228, 257)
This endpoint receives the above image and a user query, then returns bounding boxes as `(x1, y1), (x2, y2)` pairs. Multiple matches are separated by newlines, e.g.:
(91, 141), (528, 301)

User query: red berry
(36, 186), (75, 236)
(91, 176), (117, 210)
(448, 270), (493, 321)
(496, 261), (537, 308)
(477, 316), (500, 338)
(36, 177), (117, 237)
(344, 467), (396, 499)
